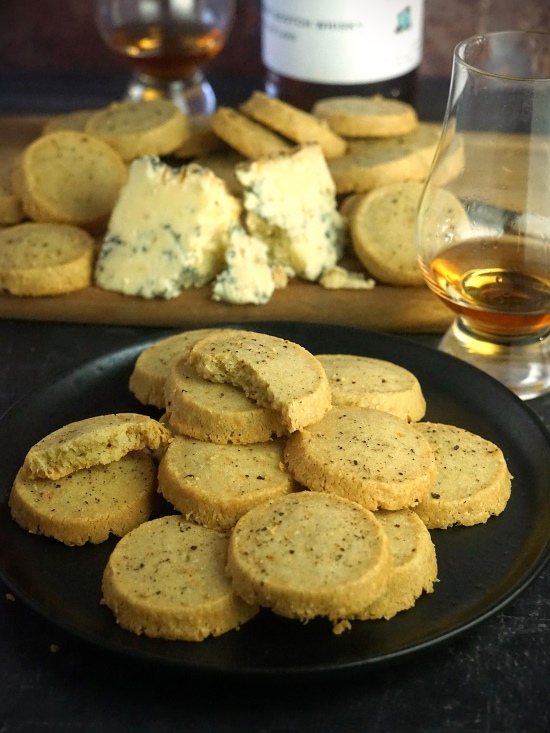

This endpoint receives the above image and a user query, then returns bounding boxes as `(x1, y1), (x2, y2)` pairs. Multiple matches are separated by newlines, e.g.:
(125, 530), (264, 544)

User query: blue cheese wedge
(212, 224), (276, 305)
(235, 144), (347, 282)
(95, 157), (241, 299)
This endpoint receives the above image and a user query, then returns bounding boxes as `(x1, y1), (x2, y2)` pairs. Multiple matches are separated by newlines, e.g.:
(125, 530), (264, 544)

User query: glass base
(439, 318), (550, 400)
(125, 71), (217, 115)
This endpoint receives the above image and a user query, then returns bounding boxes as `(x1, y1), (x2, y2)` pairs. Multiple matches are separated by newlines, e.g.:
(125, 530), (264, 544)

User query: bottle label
(261, 0), (424, 84)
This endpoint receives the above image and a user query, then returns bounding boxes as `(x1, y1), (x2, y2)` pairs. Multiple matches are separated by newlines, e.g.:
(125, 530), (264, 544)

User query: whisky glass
(95, 0), (235, 115)
(416, 31), (550, 399)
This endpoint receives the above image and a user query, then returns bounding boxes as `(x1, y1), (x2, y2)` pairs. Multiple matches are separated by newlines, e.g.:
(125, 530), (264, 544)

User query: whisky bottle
(261, 0), (425, 110)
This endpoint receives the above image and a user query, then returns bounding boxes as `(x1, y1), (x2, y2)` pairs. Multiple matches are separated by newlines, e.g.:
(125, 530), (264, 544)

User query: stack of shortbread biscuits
(9, 328), (512, 641)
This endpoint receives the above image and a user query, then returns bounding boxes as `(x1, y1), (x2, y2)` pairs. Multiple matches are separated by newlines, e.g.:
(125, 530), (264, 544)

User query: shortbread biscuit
(284, 406), (436, 511)
(12, 130), (127, 232)
(164, 357), (286, 444)
(9, 451), (157, 545)
(240, 91), (347, 159)
(328, 122), (440, 194)
(359, 509), (438, 620)
(0, 222), (94, 296)
(102, 514), (258, 640)
(350, 181), (426, 285)
(129, 328), (220, 408)
(171, 113), (226, 158)
(158, 435), (295, 529)
(24, 413), (173, 480)
(42, 109), (97, 134)
(312, 95), (418, 137)
(211, 107), (293, 159)
(316, 354), (426, 421)
(185, 330), (332, 433)
(414, 422), (512, 528)
(226, 491), (392, 624)
(352, 180), (468, 286)
(84, 99), (190, 161)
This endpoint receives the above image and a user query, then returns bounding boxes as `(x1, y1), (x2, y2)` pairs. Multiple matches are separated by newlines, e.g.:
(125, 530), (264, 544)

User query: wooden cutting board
(0, 114), (452, 333)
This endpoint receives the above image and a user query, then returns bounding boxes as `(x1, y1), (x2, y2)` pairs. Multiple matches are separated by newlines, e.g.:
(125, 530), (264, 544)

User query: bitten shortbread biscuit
(84, 99), (190, 161)
(312, 95), (418, 137)
(12, 130), (127, 232)
(240, 91), (347, 159)
(102, 514), (258, 641)
(226, 491), (392, 624)
(317, 354), (426, 422)
(129, 328), (220, 408)
(24, 413), (173, 480)
(211, 106), (293, 159)
(164, 357), (286, 444)
(10, 451), (157, 546)
(185, 330), (332, 433)
(414, 422), (513, 528)
(284, 406), (437, 511)
(0, 222), (94, 296)
(359, 509), (438, 620)
(158, 435), (295, 530)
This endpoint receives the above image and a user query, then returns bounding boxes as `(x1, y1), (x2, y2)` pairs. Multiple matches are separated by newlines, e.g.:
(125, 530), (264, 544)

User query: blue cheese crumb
(319, 266), (375, 290)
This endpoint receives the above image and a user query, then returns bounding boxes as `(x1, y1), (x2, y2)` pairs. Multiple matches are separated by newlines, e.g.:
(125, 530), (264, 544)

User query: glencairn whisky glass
(416, 31), (550, 399)
(95, 0), (235, 115)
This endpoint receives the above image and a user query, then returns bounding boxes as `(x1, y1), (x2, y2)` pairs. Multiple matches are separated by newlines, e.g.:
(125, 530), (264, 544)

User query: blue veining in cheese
(94, 156), (241, 299)
(235, 144), (347, 282)
(212, 224), (275, 305)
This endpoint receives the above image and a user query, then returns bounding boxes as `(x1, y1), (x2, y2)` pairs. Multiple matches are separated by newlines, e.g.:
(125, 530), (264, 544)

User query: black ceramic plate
(1, 322), (550, 677)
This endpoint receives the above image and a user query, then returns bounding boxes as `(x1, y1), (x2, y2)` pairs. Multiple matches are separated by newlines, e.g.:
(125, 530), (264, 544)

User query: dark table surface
(0, 72), (549, 733)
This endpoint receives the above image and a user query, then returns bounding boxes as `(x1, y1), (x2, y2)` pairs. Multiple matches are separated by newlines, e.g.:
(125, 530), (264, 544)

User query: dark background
(0, 0), (549, 80)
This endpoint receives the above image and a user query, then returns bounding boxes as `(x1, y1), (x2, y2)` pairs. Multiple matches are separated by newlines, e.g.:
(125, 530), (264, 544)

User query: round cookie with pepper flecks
(102, 514), (258, 640)
(158, 435), (296, 530)
(284, 406), (436, 511)
(317, 353), (426, 421)
(129, 328), (222, 409)
(359, 509), (438, 620)
(226, 491), (392, 628)
(10, 451), (157, 546)
(413, 422), (512, 528)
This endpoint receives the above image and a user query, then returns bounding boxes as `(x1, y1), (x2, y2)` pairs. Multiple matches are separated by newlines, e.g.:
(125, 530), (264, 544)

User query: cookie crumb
(332, 619), (352, 635)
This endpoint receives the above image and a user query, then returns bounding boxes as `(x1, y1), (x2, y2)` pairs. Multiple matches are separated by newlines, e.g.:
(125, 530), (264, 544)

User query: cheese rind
(95, 157), (241, 299)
